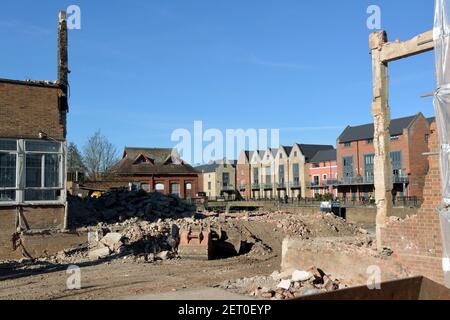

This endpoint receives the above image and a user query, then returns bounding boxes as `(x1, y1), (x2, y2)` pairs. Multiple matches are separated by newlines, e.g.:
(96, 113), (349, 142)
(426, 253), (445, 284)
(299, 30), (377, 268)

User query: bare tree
(83, 131), (119, 181)
(67, 142), (85, 172)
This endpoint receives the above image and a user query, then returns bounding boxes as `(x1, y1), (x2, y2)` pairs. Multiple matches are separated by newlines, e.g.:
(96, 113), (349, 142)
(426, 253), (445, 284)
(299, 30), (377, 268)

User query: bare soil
(0, 211), (396, 300)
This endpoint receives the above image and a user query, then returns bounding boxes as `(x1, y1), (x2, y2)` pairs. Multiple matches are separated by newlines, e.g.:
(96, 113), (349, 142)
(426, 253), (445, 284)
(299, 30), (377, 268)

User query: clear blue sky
(0, 0), (436, 162)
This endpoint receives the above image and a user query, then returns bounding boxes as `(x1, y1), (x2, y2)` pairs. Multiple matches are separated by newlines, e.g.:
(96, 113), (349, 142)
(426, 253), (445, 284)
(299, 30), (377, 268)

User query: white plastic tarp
(434, 0), (450, 287)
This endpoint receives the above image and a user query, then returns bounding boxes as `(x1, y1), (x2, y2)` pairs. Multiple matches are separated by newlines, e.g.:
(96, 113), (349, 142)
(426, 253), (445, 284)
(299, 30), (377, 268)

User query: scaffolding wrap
(434, 0), (450, 288)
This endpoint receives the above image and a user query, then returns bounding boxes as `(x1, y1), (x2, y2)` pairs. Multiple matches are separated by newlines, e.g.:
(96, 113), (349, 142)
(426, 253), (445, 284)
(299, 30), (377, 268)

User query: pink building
(308, 149), (338, 198)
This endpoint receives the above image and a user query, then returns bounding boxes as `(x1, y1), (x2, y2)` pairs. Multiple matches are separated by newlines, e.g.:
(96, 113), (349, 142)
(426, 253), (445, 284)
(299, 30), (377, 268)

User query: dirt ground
(0, 211), (391, 300)
(0, 219), (283, 300)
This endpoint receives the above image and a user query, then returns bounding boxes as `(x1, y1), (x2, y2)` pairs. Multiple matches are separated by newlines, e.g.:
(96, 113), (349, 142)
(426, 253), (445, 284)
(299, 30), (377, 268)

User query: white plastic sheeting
(434, 0), (450, 287)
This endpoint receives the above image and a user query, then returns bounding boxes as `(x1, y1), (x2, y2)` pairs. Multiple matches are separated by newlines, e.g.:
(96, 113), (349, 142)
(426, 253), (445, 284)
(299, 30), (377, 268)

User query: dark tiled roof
(281, 146), (293, 156)
(194, 163), (220, 173)
(195, 160), (237, 173)
(297, 144), (334, 162)
(123, 147), (173, 164)
(338, 115), (418, 144)
(428, 117), (436, 124)
(115, 147), (198, 176)
(310, 149), (337, 163)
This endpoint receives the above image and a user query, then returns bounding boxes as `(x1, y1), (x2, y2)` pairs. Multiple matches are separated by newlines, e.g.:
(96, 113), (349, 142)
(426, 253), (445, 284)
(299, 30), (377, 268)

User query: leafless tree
(67, 142), (85, 172)
(83, 131), (119, 181)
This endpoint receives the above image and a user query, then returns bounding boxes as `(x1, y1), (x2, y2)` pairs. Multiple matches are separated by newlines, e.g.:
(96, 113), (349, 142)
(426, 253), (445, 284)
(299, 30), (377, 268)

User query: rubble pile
(69, 190), (196, 227)
(221, 266), (343, 300)
(254, 211), (365, 238)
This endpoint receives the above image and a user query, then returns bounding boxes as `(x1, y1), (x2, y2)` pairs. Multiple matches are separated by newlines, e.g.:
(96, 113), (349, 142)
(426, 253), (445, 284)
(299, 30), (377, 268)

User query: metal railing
(330, 175), (409, 186)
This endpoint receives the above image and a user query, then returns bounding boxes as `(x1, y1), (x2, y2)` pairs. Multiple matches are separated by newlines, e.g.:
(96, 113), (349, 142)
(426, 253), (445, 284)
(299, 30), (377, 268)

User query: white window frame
(0, 139), (18, 205)
(0, 138), (66, 206)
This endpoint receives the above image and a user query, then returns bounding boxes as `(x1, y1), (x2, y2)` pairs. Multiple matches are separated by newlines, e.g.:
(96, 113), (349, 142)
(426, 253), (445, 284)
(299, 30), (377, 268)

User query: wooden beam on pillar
(380, 30), (434, 63)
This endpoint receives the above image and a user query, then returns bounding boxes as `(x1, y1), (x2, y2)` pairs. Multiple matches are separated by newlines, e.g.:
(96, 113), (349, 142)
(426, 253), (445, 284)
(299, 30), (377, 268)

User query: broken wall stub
(381, 123), (444, 284)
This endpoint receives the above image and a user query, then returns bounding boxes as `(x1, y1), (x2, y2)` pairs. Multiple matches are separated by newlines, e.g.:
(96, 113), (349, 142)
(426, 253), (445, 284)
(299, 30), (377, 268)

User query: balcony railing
(276, 182), (287, 189)
(251, 183), (261, 189)
(330, 175), (409, 186)
(289, 181), (301, 188)
(239, 184), (247, 190)
(263, 183), (273, 189)
(221, 185), (235, 191)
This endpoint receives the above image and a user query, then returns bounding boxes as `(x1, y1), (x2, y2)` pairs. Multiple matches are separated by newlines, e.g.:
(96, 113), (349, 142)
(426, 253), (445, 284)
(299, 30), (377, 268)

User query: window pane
(26, 141), (60, 152)
(25, 189), (59, 201)
(0, 140), (17, 151)
(26, 154), (42, 188)
(0, 190), (15, 202)
(45, 154), (60, 188)
(0, 153), (16, 188)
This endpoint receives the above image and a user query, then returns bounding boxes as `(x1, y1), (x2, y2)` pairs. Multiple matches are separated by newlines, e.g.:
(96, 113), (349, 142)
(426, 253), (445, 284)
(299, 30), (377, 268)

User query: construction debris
(220, 266), (343, 300)
(69, 189), (196, 227)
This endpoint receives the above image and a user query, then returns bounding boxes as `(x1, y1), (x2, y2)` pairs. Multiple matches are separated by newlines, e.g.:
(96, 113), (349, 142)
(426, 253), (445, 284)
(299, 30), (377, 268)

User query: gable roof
(114, 147), (198, 176)
(310, 149), (337, 163)
(338, 115), (418, 144)
(123, 147), (174, 164)
(297, 144), (334, 162)
(195, 163), (220, 173)
(280, 146), (293, 157)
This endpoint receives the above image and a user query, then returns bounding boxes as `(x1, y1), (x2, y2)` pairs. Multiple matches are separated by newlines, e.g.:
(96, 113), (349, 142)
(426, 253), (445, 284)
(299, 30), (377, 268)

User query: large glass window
(253, 168), (259, 184)
(278, 165), (285, 184)
(293, 164), (300, 184)
(0, 141), (17, 202)
(0, 139), (64, 204)
(25, 142), (62, 201)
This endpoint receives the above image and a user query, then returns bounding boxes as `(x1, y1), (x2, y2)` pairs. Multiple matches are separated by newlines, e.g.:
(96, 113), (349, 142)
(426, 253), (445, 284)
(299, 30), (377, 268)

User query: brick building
(335, 113), (432, 201)
(87, 147), (200, 199)
(308, 149), (338, 198)
(0, 12), (70, 259)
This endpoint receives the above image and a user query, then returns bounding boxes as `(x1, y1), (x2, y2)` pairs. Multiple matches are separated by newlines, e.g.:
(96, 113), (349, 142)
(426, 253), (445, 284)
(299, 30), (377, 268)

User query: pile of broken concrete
(221, 266), (342, 300)
(70, 189), (196, 227)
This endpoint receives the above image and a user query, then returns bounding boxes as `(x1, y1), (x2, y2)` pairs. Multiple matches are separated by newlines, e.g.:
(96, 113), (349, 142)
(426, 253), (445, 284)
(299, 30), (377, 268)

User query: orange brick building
(335, 113), (433, 201)
(85, 147), (200, 200)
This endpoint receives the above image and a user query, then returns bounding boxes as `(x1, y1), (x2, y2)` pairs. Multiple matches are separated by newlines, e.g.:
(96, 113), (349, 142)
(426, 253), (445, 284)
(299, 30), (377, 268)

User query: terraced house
(238, 144), (334, 200)
(195, 160), (237, 199)
(335, 113), (433, 201)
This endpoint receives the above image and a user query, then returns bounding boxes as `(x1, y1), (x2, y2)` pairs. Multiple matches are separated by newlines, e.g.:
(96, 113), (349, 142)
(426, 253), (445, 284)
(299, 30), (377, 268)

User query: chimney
(58, 11), (69, 97)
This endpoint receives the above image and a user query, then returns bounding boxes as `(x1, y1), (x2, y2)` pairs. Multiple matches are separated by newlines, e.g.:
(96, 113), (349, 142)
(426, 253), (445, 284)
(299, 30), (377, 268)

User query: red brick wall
(381, 122), (444, 284)
(236, 163), (251, 199)
(0, 205), (65, 260)
(0, 81), (67, 140)
(407, 116), (431, 198)
(84, 174), (200, 199)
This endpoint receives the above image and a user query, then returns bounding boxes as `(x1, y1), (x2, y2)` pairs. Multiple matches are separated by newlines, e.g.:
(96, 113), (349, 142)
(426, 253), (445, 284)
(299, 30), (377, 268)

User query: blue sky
(0, 0), (436, 163)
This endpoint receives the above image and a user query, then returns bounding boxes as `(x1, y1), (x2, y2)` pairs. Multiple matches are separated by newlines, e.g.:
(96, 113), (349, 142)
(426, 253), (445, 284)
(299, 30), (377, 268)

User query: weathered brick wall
(0, 206), (65, 260)
(381, 122), (444, 284)
(0, 81), (66, 140)
(236, 164), (251, 199)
